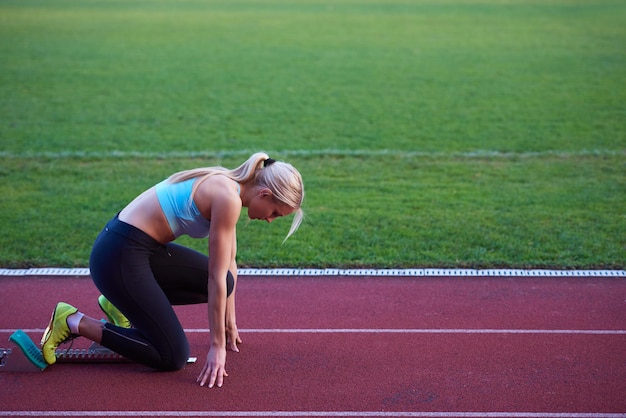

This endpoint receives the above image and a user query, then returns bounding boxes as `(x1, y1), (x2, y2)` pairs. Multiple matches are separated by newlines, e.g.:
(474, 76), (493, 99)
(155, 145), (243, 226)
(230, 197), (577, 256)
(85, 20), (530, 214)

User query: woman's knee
(226, 270), (234, 297)
(161, 356), (188, 371)
(158, 341), (190, 371)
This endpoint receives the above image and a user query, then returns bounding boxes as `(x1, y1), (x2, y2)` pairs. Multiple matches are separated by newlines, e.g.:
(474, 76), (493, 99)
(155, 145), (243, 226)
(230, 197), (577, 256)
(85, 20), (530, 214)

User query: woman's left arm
(226, 233), (242, 352)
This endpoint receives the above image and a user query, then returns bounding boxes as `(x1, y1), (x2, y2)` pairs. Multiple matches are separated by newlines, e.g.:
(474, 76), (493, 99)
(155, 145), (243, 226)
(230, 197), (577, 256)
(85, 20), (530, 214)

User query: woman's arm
(196, 181), (241, 388)
(226, 233), (242, 352)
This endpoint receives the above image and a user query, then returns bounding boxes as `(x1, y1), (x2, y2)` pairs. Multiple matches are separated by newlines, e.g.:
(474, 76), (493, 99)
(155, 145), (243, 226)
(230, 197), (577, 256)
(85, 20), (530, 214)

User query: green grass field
(1, 0), (624, 269)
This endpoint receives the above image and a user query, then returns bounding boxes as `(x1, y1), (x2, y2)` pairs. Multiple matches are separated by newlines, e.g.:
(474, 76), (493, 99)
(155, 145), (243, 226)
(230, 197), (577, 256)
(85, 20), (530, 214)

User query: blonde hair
(167, 152), (305, 240)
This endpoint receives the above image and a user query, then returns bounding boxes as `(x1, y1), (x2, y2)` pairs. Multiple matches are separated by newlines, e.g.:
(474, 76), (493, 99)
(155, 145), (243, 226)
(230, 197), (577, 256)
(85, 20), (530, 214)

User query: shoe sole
(40, 303), (58, 346)
(40, 303), (60, 364)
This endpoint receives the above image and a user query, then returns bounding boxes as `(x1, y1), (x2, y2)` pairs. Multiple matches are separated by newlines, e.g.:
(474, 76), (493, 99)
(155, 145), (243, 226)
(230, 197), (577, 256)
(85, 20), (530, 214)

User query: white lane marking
(0, 410), (624, 417)
(1, 328), (625, 335)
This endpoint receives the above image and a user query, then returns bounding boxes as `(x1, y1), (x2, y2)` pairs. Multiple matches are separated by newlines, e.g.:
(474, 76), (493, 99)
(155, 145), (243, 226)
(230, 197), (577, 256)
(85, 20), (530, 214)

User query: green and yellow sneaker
(98, 295), (131, 328)
(40, 302), (78, 365)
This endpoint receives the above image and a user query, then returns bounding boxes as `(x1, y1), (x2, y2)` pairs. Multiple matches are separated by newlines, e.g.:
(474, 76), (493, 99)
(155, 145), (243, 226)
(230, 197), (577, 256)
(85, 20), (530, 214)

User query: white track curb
(0, 268), (624, 277)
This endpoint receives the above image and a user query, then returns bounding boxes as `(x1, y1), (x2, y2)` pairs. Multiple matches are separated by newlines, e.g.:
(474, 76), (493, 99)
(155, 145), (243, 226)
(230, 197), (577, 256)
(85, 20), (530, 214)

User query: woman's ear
(259, 188), (273, 199)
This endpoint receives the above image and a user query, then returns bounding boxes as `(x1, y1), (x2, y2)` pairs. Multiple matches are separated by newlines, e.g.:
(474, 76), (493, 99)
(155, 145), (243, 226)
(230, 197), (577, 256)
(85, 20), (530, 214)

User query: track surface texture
(0, 274), (624, 417)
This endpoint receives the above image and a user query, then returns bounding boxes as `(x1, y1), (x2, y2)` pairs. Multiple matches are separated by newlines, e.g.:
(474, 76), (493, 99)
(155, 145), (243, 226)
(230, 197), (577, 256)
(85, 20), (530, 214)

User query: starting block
(0, 329), (129, 372)
(1, 329), (197, 372)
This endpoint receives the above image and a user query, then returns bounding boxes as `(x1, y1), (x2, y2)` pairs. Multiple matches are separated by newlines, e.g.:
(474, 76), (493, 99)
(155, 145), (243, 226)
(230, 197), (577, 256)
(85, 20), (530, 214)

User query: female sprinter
(40, 152), (304, 389)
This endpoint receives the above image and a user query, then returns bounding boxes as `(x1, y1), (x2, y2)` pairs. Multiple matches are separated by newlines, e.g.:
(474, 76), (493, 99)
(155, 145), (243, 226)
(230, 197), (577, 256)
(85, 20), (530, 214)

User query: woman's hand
(226, 322), (242, 352)
(197, 345), (228, 388)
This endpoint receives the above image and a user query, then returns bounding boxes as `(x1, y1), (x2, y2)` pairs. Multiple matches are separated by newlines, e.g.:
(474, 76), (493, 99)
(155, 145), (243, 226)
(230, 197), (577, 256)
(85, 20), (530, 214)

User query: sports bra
(155, 177), (239, 239)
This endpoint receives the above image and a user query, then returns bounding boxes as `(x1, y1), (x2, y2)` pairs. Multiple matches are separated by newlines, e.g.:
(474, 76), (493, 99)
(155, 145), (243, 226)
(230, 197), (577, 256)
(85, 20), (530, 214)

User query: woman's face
(247, 188), (295, 223)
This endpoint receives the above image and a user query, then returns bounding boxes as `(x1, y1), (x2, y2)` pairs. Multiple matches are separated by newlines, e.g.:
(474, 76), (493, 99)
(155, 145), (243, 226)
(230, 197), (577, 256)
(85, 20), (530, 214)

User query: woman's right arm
(194, 177), (242, 388)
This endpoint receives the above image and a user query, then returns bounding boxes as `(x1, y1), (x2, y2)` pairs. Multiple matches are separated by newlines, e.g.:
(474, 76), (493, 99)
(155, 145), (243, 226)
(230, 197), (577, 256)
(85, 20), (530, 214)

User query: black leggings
(89, 215), (234, 371)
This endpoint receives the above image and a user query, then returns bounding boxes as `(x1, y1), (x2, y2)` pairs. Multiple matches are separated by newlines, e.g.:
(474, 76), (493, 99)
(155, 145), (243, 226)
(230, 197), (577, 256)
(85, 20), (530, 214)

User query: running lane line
(1, 328), (625, 335)
(0, 410), (624, 417)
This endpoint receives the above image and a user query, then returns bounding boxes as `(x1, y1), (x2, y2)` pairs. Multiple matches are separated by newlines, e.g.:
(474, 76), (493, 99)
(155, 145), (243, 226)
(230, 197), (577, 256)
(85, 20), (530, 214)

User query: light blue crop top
(155, 178), (212, 238)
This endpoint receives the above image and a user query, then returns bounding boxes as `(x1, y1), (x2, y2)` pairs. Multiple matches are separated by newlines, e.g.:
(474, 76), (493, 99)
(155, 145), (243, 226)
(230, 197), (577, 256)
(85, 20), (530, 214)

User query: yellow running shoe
(40, 302), (78, 365)
(98, 295), (131, 328)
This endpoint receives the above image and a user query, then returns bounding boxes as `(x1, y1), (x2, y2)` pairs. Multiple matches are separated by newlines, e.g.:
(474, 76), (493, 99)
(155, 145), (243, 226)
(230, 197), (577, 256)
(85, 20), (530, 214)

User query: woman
(40, 152), (304, 389)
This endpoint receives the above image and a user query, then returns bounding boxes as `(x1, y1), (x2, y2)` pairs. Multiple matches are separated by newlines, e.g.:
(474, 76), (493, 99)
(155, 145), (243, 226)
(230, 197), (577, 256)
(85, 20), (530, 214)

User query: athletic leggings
(89, 215), (234, 371)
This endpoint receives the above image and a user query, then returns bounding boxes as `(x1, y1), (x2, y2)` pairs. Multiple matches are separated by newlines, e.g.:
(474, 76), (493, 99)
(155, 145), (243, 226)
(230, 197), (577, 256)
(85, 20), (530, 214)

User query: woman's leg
(89, 218), (189, 371)
(149, 243), (234, 305)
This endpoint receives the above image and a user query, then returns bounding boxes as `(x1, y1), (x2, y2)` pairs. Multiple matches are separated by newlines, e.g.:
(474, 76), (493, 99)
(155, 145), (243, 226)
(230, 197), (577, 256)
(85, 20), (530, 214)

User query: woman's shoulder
(196, 174), (238, 194)
(194, 175), (242, 217)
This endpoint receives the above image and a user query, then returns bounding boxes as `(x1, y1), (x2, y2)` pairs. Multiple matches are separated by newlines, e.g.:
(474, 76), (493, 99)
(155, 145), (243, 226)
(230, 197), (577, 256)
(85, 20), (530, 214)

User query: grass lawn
(1, 0), (624, 268)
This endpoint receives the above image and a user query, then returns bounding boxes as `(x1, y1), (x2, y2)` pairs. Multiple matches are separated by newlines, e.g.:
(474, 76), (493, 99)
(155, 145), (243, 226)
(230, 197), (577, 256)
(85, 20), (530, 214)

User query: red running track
(0, 274), (625, 417)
